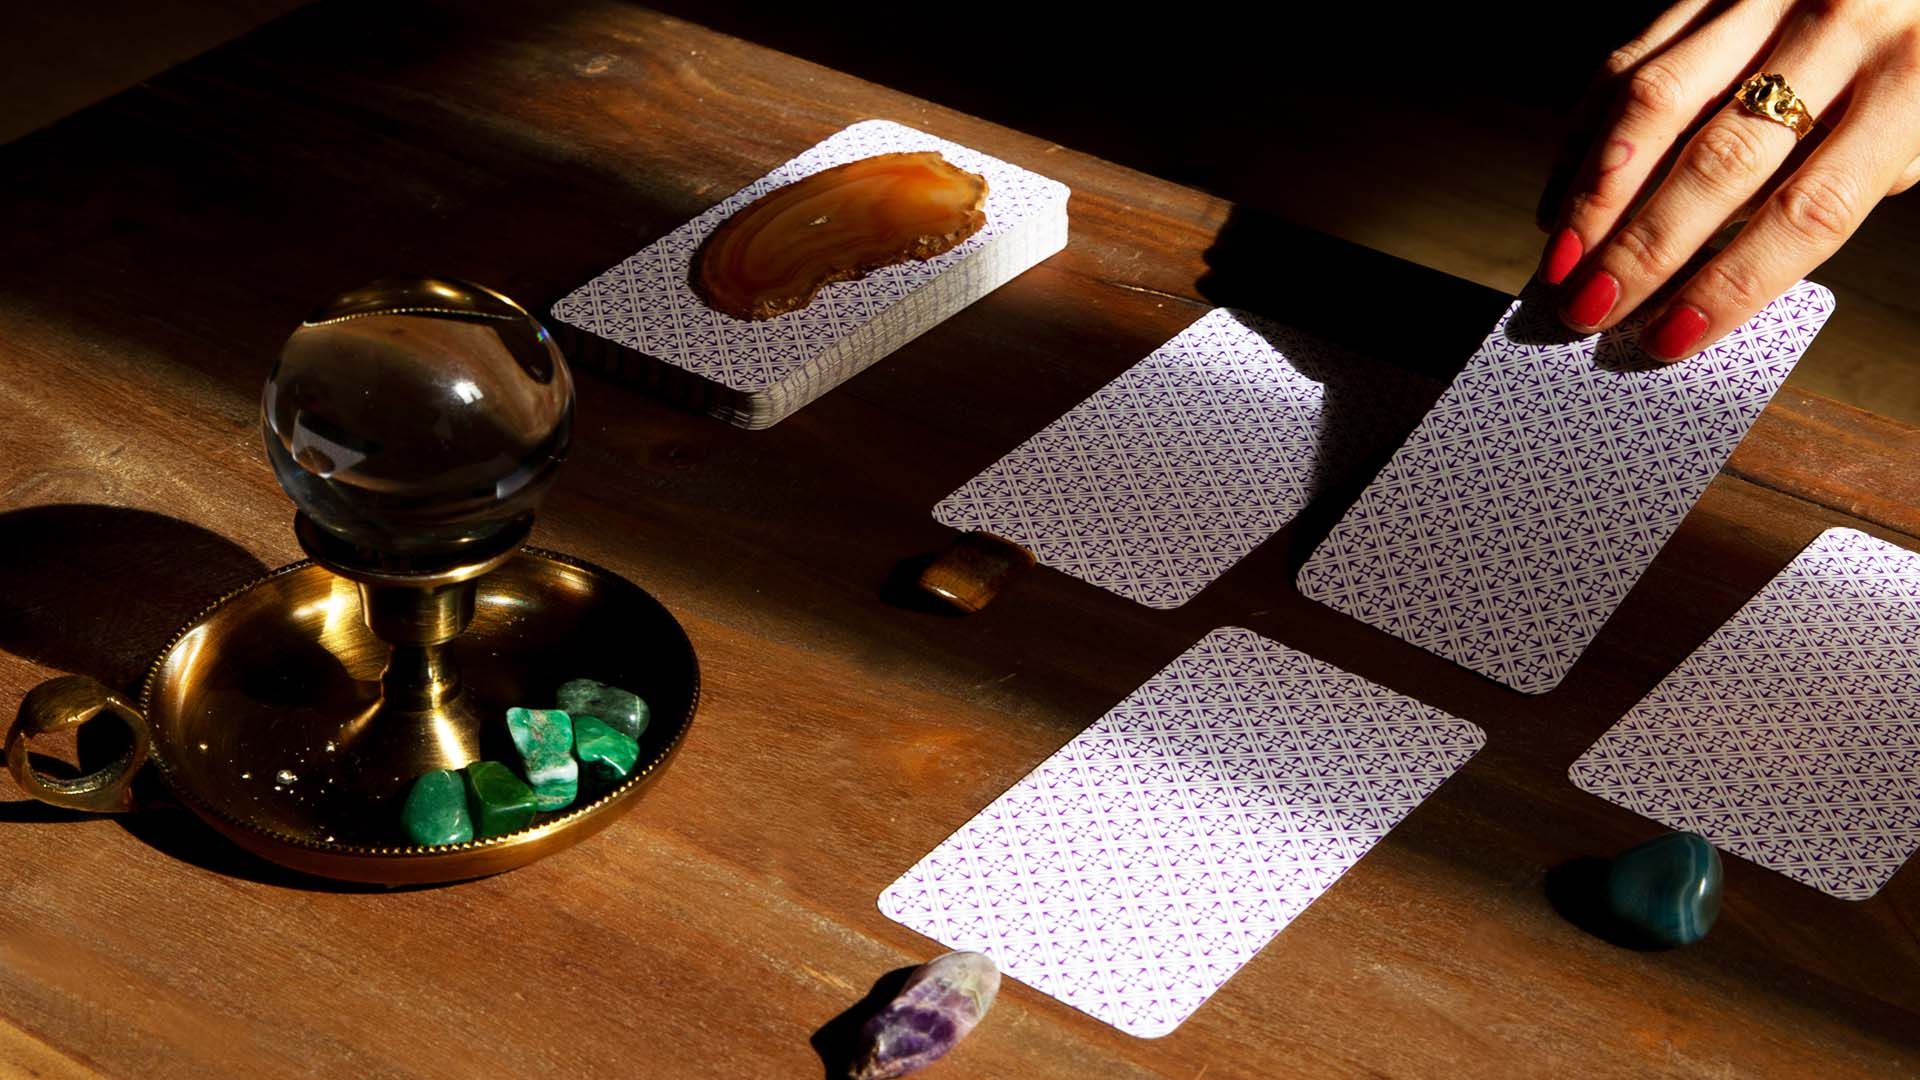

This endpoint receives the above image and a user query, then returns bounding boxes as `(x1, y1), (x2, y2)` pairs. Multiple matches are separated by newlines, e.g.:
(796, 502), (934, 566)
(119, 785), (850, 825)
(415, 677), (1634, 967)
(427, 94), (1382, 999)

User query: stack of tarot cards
(550, 120), (1070, 429)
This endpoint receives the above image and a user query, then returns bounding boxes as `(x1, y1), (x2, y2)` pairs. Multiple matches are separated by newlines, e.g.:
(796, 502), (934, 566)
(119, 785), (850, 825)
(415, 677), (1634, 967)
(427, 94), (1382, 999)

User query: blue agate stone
(1605, 831), (1722, 948)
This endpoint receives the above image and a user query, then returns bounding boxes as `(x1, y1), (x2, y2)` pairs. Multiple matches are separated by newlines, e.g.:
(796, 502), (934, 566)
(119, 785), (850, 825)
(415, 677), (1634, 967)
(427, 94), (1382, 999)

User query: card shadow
(810, 964), (916, 1080)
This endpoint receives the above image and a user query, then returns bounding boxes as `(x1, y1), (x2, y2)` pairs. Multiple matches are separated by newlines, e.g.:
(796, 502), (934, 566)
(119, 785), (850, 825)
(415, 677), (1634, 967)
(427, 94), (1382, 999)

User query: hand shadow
(1500, 281), (1658, 373)
(1195, 205), (1511, 574)
(1196, 204), (1508, 379)
(811, 964), (916, 1080)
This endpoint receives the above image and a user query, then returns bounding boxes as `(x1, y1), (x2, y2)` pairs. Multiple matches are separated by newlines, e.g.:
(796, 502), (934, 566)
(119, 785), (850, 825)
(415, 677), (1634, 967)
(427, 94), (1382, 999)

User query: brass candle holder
(5, 278), (698, 884)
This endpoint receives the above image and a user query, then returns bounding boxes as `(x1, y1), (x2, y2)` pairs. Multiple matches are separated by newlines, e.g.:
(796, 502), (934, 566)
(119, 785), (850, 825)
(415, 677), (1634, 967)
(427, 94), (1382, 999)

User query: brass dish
(6, 548), (697, 885)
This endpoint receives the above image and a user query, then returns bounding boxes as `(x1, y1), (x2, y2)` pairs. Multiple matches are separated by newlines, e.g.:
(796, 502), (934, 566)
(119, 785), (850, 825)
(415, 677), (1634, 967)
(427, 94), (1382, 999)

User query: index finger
(1541, 0), (1787, 285)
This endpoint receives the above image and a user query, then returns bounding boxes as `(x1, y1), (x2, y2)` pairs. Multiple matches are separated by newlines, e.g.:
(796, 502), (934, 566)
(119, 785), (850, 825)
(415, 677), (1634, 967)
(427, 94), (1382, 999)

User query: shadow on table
(0, 503), (268, 689)
(1545, 855), (1672, 952)
(0, 504), (424, 892)
(811, 963), (915, 1080)
(877, 206), (1524, 616)
(1195, 205), (1505, 577)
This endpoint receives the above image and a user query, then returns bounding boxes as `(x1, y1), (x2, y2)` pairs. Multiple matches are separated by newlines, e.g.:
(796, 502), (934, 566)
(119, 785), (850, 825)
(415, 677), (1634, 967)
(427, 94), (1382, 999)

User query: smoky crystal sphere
(262, 277), (574, 560)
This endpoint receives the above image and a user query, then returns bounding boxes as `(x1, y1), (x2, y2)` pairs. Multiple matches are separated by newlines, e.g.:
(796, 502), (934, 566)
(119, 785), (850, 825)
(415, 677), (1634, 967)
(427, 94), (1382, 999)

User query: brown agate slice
(691, 151), (989, 321)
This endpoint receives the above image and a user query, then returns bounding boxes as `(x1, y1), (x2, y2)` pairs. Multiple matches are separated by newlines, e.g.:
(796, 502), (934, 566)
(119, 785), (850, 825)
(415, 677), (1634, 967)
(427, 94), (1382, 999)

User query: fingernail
(1642, 304), (1709, 362)
(1539, 227), (1583, 285)
(1563, 270), (1620, 328)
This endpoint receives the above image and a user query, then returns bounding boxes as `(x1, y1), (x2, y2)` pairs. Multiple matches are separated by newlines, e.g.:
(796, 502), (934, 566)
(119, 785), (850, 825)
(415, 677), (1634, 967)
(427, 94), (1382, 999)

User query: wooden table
(2, 4), (1917, 1076)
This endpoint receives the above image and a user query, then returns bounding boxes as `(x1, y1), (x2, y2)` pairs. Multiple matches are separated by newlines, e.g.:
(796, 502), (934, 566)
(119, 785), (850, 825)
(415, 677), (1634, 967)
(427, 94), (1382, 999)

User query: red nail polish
(1643, 304), (1709, 361)
(1540, 227), (1582, 285)
(1563, 271), (1619, 328)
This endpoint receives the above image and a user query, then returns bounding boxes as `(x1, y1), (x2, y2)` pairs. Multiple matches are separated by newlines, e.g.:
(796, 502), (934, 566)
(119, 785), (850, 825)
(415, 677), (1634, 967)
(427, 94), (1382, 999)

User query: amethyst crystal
(850, 951), (999, 1080)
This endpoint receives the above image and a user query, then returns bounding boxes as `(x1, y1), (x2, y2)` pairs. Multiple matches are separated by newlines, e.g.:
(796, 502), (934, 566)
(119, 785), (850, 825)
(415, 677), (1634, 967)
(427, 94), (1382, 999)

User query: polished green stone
(506, 707), (578, 811)
(1606, 831), (1723, 948)
(463, 760), (538, 838)
(556, 678), (650, 741)
(401, 769), (472, 846)
(573, 715), (640, 784)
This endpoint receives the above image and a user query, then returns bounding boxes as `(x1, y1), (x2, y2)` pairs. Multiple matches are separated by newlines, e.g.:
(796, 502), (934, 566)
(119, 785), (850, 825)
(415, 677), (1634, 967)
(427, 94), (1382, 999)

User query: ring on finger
(1735, 71), (1816, 139)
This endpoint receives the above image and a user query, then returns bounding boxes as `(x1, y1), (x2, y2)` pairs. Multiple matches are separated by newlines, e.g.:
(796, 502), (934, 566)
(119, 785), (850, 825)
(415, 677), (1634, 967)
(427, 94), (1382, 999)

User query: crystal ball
(262, 277), (574, 560)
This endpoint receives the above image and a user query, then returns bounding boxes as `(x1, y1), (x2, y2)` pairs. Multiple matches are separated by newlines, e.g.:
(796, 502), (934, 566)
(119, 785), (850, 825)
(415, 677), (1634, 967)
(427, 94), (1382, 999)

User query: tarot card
(1297, 281), (1835, 693)
(878, 627), (1485, 1036)
(1571, 527), (1920, 900)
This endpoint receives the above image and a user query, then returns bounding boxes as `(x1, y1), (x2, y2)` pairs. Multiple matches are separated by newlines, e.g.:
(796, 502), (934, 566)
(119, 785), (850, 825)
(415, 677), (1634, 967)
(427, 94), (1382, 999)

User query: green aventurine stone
(556, 678), (650, 741)
(507, 707), (578, 811)
(464, 760), (538, 838)
(1605, 831), (1723, 948)
(573, 715), (640, 783)
(401, 769), (473, 846)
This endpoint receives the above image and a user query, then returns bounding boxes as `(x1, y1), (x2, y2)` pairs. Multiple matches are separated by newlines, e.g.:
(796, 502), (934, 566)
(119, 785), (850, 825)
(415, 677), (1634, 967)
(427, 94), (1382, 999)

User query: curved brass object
(4, 548), (698, 884)
(7, 675), (151, 813)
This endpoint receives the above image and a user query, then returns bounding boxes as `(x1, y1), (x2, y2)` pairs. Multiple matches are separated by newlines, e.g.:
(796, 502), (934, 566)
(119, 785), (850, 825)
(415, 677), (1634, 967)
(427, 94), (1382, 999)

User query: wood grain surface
(0, 3), (1915, 1077)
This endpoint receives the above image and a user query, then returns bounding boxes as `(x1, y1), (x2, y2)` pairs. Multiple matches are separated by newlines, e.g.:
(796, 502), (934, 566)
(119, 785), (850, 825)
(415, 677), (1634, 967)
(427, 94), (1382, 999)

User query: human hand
(1537, 0), (1920, 359)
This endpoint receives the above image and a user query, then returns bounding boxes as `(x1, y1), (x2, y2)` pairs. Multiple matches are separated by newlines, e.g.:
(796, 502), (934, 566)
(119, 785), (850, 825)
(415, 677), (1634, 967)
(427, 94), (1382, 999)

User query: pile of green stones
(399, 678), (651, 846)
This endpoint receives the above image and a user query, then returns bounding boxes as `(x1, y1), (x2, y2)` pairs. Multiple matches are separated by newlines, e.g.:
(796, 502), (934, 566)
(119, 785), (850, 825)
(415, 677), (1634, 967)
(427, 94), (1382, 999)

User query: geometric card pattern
(1298, 280), (1835, 693)
(878, 627), (1485, 1037)
(1571, 528), (1920, 900)
(935, 309), (1398, 609)
(550, 120), (1070, 429)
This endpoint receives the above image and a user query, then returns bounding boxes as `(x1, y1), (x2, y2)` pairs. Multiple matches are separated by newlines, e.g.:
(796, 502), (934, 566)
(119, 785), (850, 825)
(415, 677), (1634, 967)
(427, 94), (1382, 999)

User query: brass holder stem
(294, 512), (532, 774)
(361, 580), (476, 710)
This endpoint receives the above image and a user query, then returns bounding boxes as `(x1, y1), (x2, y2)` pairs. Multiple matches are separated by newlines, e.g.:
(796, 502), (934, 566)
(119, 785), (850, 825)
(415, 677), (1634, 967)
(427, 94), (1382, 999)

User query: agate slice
(691, 152), (988, 321)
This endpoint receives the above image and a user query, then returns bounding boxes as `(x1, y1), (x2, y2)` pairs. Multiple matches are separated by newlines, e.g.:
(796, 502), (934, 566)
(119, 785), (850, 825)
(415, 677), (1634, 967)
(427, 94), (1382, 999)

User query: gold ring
(1735, 72), (1815, 139)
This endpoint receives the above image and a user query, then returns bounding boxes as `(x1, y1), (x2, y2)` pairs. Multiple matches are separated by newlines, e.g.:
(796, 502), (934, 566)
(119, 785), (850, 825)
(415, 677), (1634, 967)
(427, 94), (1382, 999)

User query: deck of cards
(550, 120), (1070, 429)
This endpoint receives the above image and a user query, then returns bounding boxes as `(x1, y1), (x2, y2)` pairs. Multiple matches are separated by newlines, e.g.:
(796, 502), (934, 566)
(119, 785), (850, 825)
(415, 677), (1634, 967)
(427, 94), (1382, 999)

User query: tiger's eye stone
(573, 715), (640, 784)
(556, 678), (650, 741)
(1605, 831), (1723, 948)
(463, 760), (538, 838)
(506, 707), (578, 811)
(400, 769), (473, 846)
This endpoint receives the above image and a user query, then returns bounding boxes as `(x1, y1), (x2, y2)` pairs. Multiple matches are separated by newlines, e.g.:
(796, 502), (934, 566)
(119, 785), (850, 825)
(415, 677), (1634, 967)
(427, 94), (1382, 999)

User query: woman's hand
(1538, 0), (1920, 360)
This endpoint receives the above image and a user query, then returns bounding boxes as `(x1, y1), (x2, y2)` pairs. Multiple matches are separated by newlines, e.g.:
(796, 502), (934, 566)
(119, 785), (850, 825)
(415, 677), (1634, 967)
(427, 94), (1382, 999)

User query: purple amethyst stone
(851, 951), (999, 1079)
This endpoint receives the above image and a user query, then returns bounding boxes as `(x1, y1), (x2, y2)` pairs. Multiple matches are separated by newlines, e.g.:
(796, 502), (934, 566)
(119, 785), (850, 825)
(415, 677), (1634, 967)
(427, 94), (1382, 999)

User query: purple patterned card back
(934, 308), (1425, 608)
(877, 627), (1485, 1037)
(1297, 281), (1835, 693)
(1571, 528), (1920, 900)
